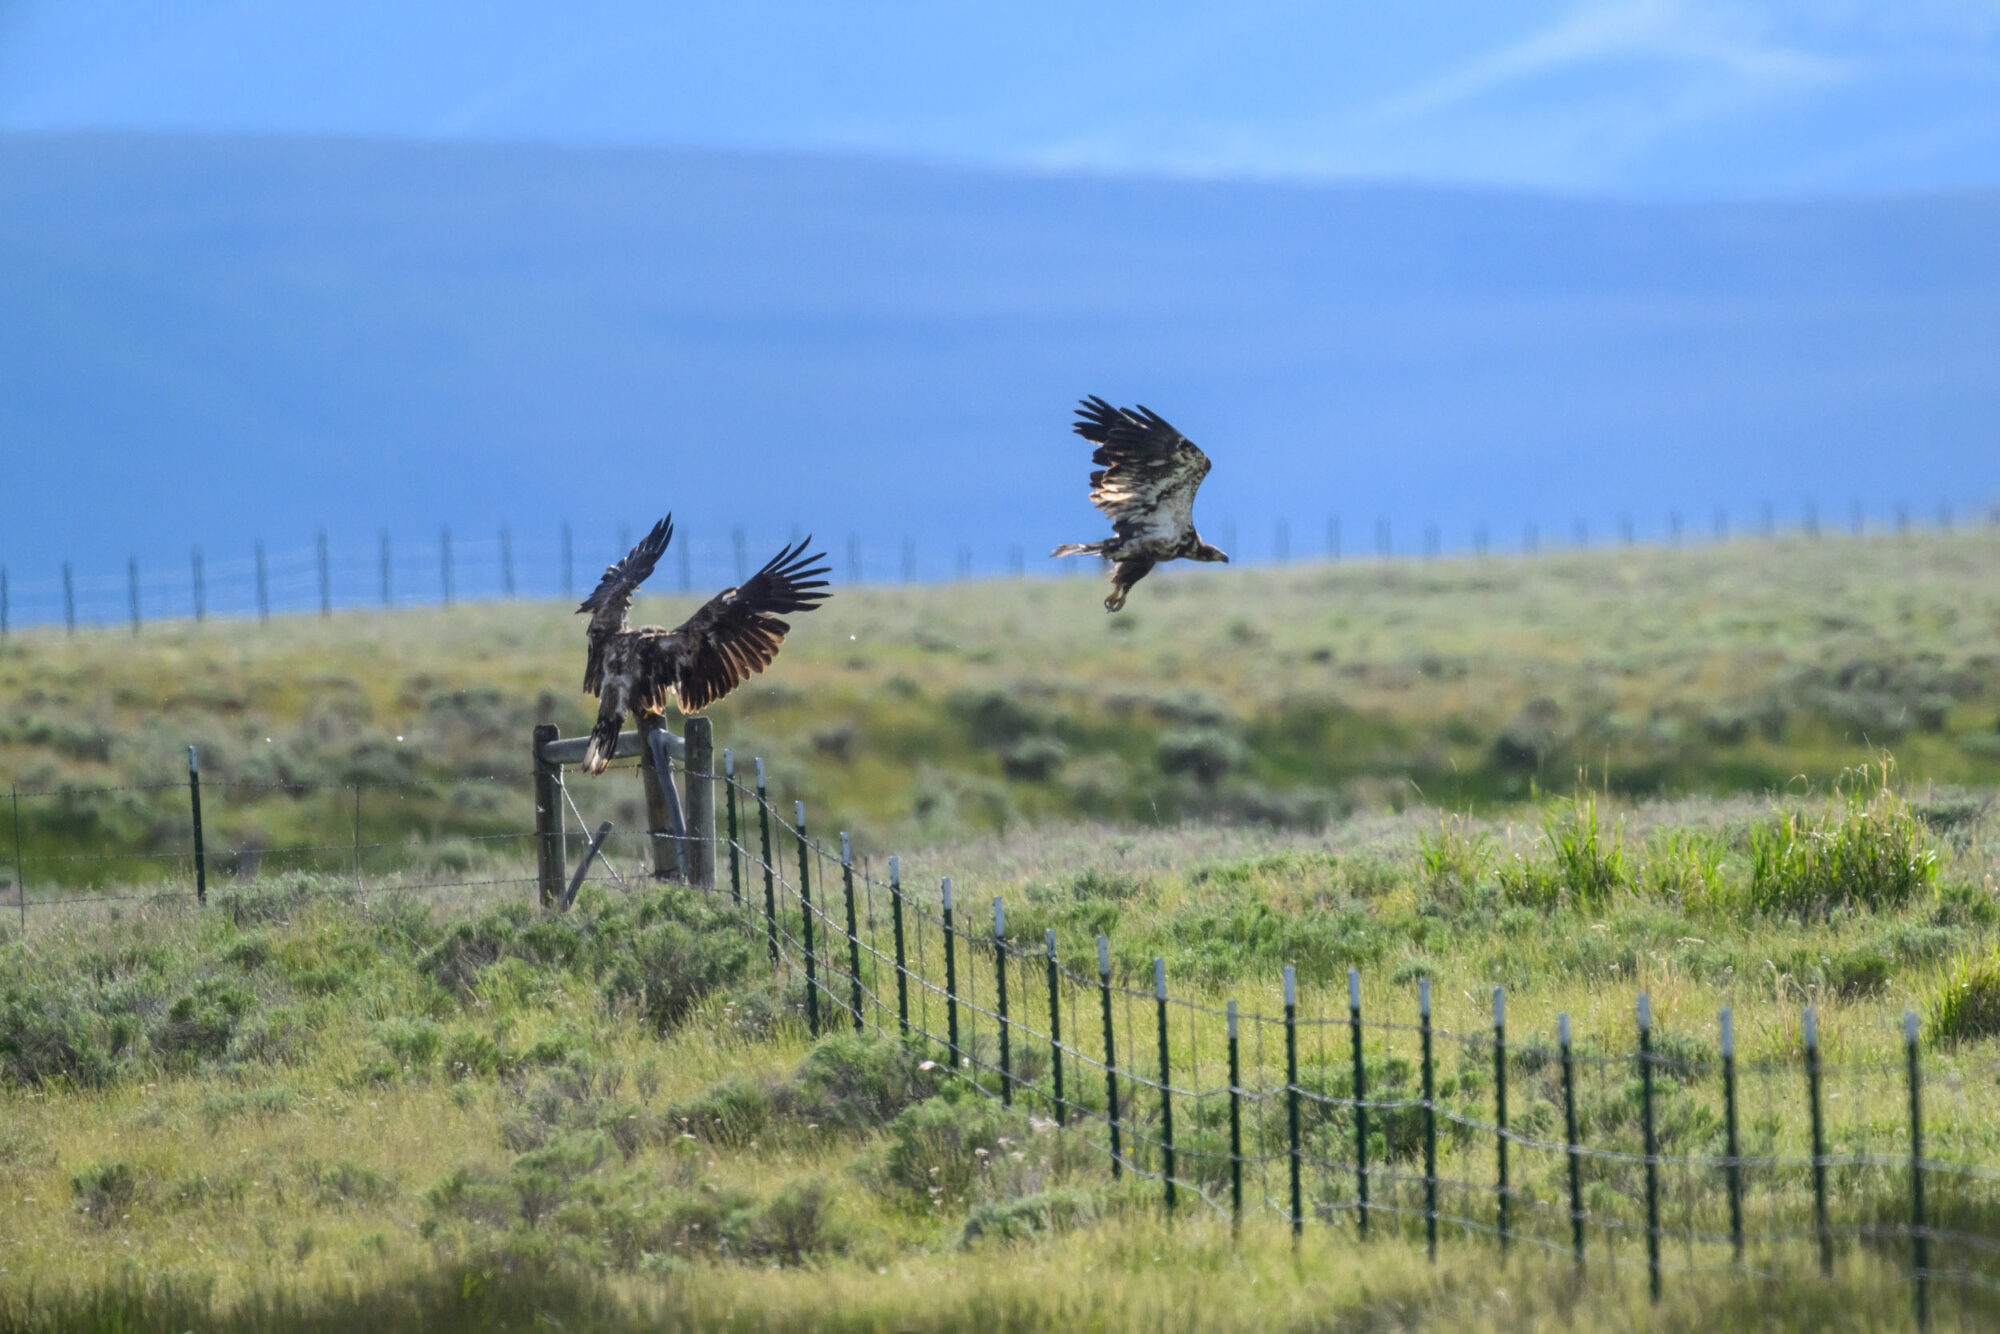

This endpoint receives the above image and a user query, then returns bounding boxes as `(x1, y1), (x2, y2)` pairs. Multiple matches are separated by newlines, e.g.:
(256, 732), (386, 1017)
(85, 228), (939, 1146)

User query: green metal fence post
(723, 750), (741, 906)
(1907, 1010), (1929, 1331)
(1420, 977), (1437, 1262)
(1046, 929), (1065, 1125)
(1285, 965), (1302, 1242)
(1227, 998), (1243, 1236)
(1156, 957), (1176, 1214)
(1722, 1006), (1743, 1265)
(1806, 1005), (1832, 1278)
(187, 745), (207, 906)
(1640, 992), (1661, 1303)
(1099, 935), (1121, 1178)
(756, 759), (777, 968)
(942, 878), (960, 1065)
(795, 801), (819, 1038)
(1494, 985), (1509, 1253)
(890, 857), (909, 1037)
(994, 898), (1012, 1106)
(1349, 968), (1369, 1237)
(841, 833), (863, 1032)
(1561, 1013), (1583, 1269)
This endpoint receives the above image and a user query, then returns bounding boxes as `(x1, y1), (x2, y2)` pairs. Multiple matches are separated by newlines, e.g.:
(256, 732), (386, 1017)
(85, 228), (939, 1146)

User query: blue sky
(5, 1), (2000, 196)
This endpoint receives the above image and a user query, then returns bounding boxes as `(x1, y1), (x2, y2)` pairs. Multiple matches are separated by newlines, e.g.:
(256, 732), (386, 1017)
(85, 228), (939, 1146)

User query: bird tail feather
(583, 713), (622, 775)
(1051, 541), (1107, 558)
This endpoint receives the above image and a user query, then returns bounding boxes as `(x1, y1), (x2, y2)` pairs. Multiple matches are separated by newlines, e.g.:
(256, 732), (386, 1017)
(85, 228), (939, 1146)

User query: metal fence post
(439, 526), (454, 607)
(1420, 977), (1437, 1262)
(1495, 985), (1509, 1252)
(1907, 1010), (1929, 1331)
(1806, 1005), (1832, 1278)
(842, 833), (863, 1032)
(1285, 965), (1302, 1241)
(890, 857), (909, 1036)
(756, 759), (777, 967)
(994, 898), (1011, 1105)
(379, 530), (392, 607)
(127, 557), (140, 634)
(1227, 999), (1242, 1235)
(1640, 992), (1661, 1303)
(11, 783), (27, 932)
(1722, 1006), (1743, 1264)
(191, 546), (205, 622)
(531, 724), (562, 908)
(317, 530), (331, 616)
(255, 541), (269, 622)
(62, 561), (74, 635)
(795, 801), (819, 1038)
(1561, 1013), (1583, 1268)
(1156, 957), (1175, 1213)
(942, 878), (959, 1064)
(723, 750), (741, 905)
(1099, 935), (1121, 1177)
(1046, 929), (1064, 1124)
(186, 745), (207, 905)
(499, 524), (515, 598)
(1350, 968), (1369, 1236)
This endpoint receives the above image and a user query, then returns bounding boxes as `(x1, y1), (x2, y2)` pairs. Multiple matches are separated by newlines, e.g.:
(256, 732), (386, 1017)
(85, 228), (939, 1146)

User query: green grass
(6, 532), (2000, 1328)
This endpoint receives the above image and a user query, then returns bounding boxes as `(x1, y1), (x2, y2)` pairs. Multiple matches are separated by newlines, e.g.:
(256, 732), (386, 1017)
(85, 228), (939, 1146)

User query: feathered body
(1052, 395), (1227, 610)
(577, 516), (830, 773)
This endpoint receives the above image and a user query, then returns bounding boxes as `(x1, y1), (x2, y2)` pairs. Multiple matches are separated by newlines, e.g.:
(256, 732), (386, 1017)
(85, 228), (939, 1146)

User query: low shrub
(773, 1034), (943, 1132)
(1927, 949), (2000, 1046)
(1748, 769), (1940, 916)
(959, 1187), (1099, 1246)
(71, 1159), (139, 1227)
(881, 1096), (1014, 1204)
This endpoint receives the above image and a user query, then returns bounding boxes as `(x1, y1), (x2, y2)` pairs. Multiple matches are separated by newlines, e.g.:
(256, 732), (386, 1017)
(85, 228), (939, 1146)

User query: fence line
(5, 735), (2000, 1324)
(4, 501), (1997, 633)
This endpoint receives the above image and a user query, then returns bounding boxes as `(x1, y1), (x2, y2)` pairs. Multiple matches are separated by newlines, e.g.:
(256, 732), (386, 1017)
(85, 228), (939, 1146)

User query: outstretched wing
(657, 538), (832, 713)
(1073, 396), (1212, 548)
(578, 515), (672, 695)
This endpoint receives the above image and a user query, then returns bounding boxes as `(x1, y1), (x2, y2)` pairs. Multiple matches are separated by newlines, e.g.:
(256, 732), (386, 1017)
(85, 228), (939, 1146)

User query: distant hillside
(3, 132), (1999, 624)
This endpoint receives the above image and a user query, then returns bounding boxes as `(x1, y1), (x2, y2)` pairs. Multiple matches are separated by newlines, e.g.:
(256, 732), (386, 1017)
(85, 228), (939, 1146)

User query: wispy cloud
(1372, 0), (1849, 124)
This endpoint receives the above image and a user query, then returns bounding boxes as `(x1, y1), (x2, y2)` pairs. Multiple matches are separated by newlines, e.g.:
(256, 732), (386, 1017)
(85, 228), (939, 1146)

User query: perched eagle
(577, 516), (831, 774)
(1051, 395), (1227, 610)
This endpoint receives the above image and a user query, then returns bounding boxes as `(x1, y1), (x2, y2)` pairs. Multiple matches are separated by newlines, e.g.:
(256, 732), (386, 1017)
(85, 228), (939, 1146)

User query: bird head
(1194, 541), (1230, 564)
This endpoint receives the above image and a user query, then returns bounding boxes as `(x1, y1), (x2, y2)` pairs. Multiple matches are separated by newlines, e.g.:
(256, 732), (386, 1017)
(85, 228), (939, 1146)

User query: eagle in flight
(578, 516), (830, 774)
(1052, 396), (1227, 611)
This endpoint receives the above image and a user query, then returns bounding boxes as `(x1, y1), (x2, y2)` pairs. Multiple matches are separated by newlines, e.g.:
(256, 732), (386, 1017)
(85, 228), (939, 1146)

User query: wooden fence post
(532, 723), (563, 908)
(683, 715), (715, 888)
(637, 713), (684, 880)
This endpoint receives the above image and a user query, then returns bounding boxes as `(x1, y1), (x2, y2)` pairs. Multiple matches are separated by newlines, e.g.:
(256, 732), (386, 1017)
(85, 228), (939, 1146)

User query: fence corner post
(683, 715), (715, 888)
(532, 723), (562, 909)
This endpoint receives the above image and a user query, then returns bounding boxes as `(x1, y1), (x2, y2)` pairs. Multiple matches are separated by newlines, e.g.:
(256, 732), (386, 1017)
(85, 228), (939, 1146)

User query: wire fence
(5, 730), (1999, 1327)
(3, 501), (1996, 633)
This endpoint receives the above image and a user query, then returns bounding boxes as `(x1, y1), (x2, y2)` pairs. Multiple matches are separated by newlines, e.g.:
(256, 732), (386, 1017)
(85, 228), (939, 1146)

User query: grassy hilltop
(4, 532), (2000, 1331)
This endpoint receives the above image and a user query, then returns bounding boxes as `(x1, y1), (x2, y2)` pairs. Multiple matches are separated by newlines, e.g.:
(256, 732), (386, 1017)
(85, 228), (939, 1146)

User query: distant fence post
(684, 715), (714, 889)
(1285, 965), (1301, 1240)
(561, 521), (574, 597)
(2, 566), (9, 638)
(1227, 999), (1242, 1234)
(1046, 929), (1064, 1124)
(532, 724), (562, 908)
(756, 760), (777, 966)
(1156, 957), (1175, 1213)
(1420, 977), (1437, 1262)
(1098, 935), (1121, 1177)
(191, 548), (205, 623)
(1721, 1007), (1743, 1262)
(942, 878), (958, 1063)
(1907, 1010), (1929, 1331)
(255, 542), (269, 622)
(317, 530), (331, 616)
(722, 749), (741, 905)
(1350, 968), (1369, 1235)
(994, 898), (1012, 1104)
(796, 801), (819, 1038)
(379, 531), (392, 607)
(842, 834), (863, 1032)
(1561, 1013), (1583, 1268)
(890, 857), (909, 1036)
(187, 745), (207, 906)
(1806, 1006), (1832, 1277)
(62, 561), (74, 635)
(1640, 992), (1661, 1303)
(499, 525), (515, 598)
(1494, 985), (1509, 1252)
(439, 526), (454, 607)
(127, 557), (140, 634)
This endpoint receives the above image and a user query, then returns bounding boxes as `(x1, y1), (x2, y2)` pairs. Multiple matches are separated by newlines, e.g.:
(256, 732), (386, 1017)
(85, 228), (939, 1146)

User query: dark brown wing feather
(578, 515), (672, 694)
(1072, 396), (1211, 549)
(661, 538), (832, 712)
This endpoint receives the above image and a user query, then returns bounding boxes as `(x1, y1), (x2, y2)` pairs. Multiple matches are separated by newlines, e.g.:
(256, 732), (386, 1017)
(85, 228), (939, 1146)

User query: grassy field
(4, 532), (2000, 1330)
